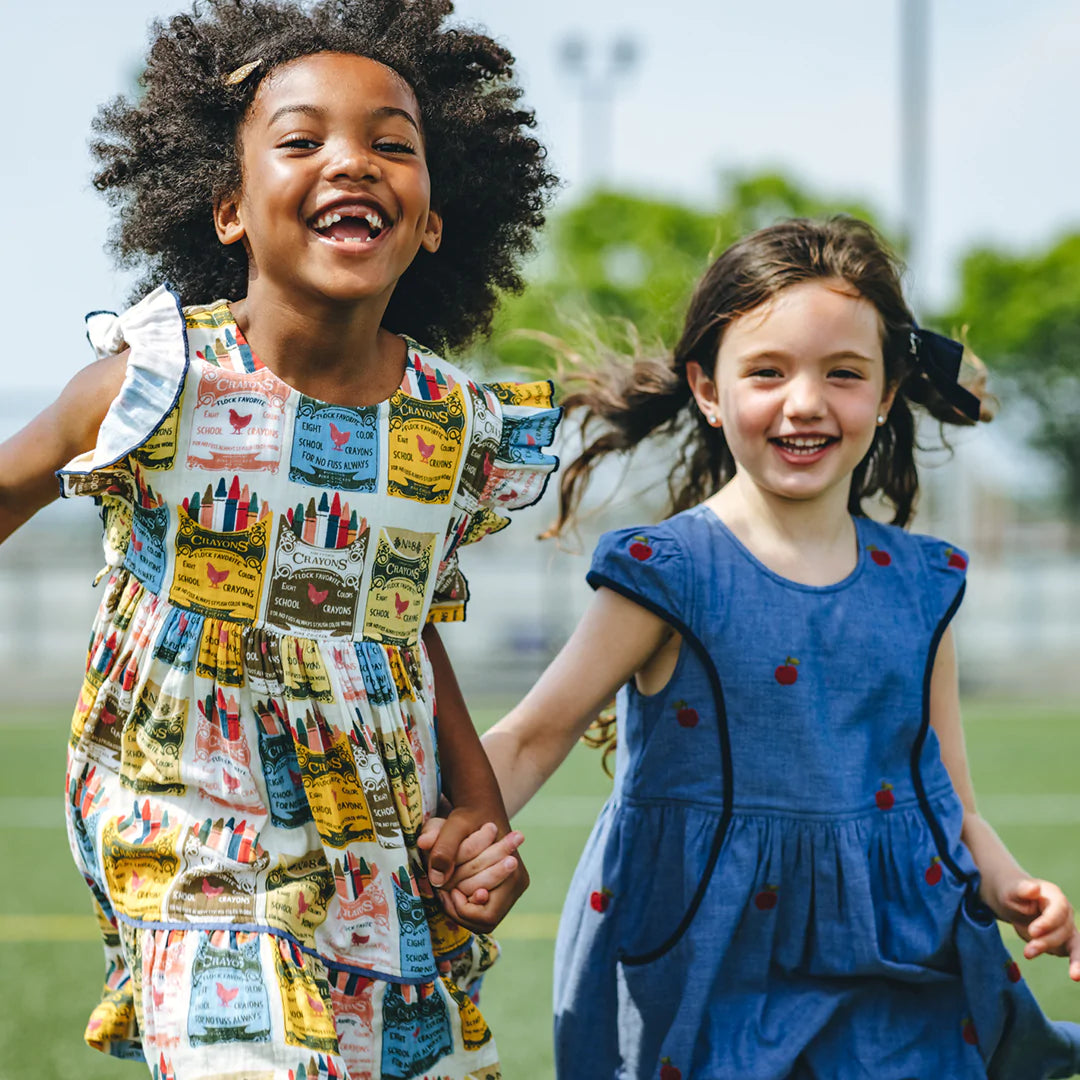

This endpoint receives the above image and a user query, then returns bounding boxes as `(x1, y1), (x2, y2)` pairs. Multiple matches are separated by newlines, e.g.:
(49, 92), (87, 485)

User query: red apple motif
(875, 782), (895, 811)
(590, 888), (612, 913)
(925, 857), (942, 886)
(628, 535), (653, 561)
(868, 545), (891, 567)
(775, 657), (800, 685)
(1005, 960), (1022, 983)
(660, 1059), (681, 1080)
(947, 548), (968, 570)
(754, 884), (779, 911)
(962, 1017), (978, 1045)
(675, 700), (699, 728)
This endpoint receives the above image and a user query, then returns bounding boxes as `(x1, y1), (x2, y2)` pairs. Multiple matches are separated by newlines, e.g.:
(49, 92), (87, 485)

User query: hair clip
(223, 59), (264, 87)
(909, 325), (981, 423)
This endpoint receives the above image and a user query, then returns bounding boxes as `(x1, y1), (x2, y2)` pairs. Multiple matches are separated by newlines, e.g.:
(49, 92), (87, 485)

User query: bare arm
(0, 352), (127, 545)
(481, 586), (675, 818)
(931, 626), (1080, 978)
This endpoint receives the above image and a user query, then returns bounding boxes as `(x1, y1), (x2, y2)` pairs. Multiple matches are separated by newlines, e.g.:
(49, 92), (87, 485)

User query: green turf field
(2, 701), (1078, 1079)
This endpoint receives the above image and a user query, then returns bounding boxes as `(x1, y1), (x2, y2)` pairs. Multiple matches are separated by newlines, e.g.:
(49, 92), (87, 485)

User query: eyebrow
(739, 349), (878, 366)
(266, 103), (421, 133)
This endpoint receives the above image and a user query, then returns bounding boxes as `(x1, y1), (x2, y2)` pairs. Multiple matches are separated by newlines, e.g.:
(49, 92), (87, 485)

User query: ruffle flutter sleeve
(426, 379), (561, 624)
(913, 533), (969, 634)
(585, 522), (694, 632)
(57, 284), (189, 568)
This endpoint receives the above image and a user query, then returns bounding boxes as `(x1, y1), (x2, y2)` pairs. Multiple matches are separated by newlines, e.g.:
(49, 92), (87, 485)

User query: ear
(421, 209), (443, 254)
(878, 381), (899, 422)
(214, 190), (246, 247)
(686, 359), (722, 427)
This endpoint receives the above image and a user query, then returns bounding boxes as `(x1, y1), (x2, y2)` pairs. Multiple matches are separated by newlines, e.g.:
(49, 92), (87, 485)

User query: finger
(452, 821), (501, 866)
(427, 815), (485, 888)
(1014, 878), (1043, 900)
(416, 816), (447, 852)
(1030, 922), (1076, 956)
(1029, 897), (1071, 940)
(454, 855), (521, 897)
(451, 831), (524, 884)
(447, 888), (499, 932)
(1069, 934), (1080, 981)
(466, 887), (490, 904)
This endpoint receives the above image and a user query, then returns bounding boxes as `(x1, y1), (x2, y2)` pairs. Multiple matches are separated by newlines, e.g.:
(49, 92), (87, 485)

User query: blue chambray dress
(553, 505), (1080, 1080)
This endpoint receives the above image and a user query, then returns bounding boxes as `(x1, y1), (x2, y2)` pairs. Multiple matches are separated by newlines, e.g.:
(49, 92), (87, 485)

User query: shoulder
(860, 519), (968, 575)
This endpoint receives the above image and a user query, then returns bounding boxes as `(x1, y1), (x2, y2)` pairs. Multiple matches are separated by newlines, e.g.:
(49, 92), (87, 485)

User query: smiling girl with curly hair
(0, 2), (559, 1076)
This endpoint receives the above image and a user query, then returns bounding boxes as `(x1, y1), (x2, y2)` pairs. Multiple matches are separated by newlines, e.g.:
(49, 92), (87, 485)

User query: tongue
(324, 217), (375, 241)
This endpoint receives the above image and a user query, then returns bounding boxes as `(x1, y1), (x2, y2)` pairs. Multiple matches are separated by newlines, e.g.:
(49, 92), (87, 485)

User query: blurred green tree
(485, 171), (885, 375)
(945, 236), (1080, 514)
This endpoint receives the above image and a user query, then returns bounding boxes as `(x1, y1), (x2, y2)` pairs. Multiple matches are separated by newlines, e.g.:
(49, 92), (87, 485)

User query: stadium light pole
(900, 0), (929, 317)
(559, 35), (640, 190)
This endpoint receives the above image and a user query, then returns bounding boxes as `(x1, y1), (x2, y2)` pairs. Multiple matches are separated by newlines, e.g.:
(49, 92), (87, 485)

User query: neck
(230, 277), (405, 407)
(707, 474), (858, 586)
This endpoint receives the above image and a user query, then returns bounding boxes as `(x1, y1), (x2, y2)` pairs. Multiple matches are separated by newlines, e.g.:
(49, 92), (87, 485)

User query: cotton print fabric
(60, 285), (559, 1080)
(553, 506), (1080, 1080)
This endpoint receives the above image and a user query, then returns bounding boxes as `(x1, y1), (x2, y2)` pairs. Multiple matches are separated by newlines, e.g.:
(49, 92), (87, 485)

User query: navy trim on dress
(910, 581), (974, 888)
(586, 570), (733, 967)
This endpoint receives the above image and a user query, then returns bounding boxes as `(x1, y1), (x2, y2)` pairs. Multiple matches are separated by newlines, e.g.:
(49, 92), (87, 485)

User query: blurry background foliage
(485, 170), (1080, 520)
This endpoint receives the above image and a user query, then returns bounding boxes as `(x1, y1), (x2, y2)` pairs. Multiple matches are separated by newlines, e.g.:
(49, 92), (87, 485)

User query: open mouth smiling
(309, 203), (391, 244)
(769, 434), (839, 456)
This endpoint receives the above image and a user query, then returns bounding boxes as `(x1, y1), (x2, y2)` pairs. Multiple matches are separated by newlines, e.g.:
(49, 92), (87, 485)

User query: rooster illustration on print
(187, 931), (272, 1048)
(290, 397), (380, 492)
(166, 815), (270, 922)
(380, 979), (453, 1079)
(186, 364), (290, 473)
(386, 386), (466, 504)
(265, 849), (336, 943)
(118, 679), (187, 796)
(169, 505), (270, 622)
(100, 799), (182, 922)
(362, 527), (437, 647)
(265, 515), (370, 636)
(274, 937), (339, 1052)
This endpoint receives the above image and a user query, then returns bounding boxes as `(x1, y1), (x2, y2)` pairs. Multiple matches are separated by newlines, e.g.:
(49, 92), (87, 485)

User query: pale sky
(3, 0), (1079, 395)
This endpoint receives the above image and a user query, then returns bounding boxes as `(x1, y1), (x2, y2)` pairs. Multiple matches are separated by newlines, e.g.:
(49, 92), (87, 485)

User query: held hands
(989, 876), (1080, 982)
(417, 811), (526, 936)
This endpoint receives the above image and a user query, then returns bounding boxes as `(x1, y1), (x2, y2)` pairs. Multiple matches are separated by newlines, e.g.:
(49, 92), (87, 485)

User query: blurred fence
(1, 484), (1079, 713)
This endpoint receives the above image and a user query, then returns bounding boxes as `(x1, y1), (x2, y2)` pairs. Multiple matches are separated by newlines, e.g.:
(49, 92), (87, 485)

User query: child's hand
(996, 877), (1080, 981)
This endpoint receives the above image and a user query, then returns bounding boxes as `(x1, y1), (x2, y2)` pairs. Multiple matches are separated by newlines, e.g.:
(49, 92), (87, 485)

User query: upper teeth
(780, 436), (829, 448)
(312, 210), (385, 231)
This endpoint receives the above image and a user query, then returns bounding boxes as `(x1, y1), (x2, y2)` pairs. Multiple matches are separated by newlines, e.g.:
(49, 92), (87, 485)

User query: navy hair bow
(908, 327), (981, 423)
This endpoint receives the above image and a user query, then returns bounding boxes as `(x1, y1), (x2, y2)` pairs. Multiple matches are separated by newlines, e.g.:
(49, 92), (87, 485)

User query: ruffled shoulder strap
(59, 284), (188, 494)
(910, 530), (969, 631)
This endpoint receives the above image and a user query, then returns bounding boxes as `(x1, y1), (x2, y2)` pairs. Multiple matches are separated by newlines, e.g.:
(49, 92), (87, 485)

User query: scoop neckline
(693, 504), (868, 593)
(189, 300), (428, 411)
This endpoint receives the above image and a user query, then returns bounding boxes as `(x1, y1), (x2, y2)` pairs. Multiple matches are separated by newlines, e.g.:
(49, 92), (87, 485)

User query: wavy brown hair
(90, 0), (556, 353)
(550, 216), (992, 536)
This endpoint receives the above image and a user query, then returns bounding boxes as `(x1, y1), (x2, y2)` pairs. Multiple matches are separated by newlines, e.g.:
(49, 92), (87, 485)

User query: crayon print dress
(60, 285), (560, 1080)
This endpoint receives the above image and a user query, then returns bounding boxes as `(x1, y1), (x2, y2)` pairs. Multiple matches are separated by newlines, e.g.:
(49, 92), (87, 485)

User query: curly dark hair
(90, 0), (557, 353)
(550, 217), (994, 535)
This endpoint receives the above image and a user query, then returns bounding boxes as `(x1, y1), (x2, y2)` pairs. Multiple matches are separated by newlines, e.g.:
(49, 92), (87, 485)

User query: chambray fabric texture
(59, 285), (559, 1080)
(553, 505), (1080, 1080)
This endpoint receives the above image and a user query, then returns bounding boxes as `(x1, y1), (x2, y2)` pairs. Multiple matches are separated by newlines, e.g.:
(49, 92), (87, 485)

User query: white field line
(4, 794), (1080, 830)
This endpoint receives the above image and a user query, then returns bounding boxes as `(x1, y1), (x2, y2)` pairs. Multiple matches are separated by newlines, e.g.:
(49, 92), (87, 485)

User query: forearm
(422, 623), (510, 831)
(962, 809), (1027, 912)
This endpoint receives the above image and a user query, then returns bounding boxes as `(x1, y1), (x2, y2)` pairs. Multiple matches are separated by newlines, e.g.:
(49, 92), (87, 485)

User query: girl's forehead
(249, 52), (420, 125)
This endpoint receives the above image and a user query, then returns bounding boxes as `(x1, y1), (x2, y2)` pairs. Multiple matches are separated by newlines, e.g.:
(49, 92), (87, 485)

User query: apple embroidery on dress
(775, 657), (799, 685)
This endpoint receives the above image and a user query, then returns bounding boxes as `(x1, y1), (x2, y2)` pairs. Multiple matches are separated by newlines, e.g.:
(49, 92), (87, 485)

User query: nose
(783, 373), (827, 421)
(324, 141), (382, 184)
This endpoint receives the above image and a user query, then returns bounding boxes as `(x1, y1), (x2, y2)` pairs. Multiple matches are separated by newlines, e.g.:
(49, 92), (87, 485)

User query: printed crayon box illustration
(266, 516), (370, 635)
(124, 502), (170, 594)
(187, 366), (291, 473)
(256, 698), (314, 830)
(274, 939), (339, 1052)
(265, 849), (336, 942)
(442, 974), (494, 1051)
(131, 396), (183, 471)
(169, 509), (269, 622)
(292, 710), (377, 848)
(290, 397), (380, 491)
(380, 981), (452, 1079)
(194, 688), (264, 812)
(387, 386), (466, 504)
(188, 931), (272, 1048)
(282, 636), (335, 703)
(167, 817), (270, 922)
(328, 970), (375, 1077)
(323, 854), (393, 970)
(457, 383), (501, 505)
(101, 801), (182, 921)
(119, 679), (187, 796)
(362, 527), (437, 646)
